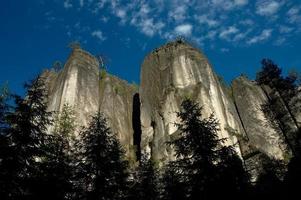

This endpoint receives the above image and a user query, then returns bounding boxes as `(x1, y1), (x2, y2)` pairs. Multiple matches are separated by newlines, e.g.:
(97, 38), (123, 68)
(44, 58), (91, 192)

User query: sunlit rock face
(45, 48), (100, 131)
(140, 41), (245, 162)
(42, 42), (300, 168)
(43, 48), (136, 158)
(232, 76), (290, 160)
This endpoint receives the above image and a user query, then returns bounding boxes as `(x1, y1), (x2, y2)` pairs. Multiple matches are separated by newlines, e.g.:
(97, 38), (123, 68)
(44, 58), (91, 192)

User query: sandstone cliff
(43, 48), (136, 159)
(140, 41), (245, 162)
(43, 41), (300, 170)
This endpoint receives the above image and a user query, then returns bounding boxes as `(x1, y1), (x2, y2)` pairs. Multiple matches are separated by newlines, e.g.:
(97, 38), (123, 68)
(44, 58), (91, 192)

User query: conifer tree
(167, 99), (249, 199)
(256, 59), (300, 154)
(0, 76), (52, 199)
(128, 155), (160, 200)
(0, 83), (13, 199)
(256, 59), (299, 129)
(35, 103), (77, 200)
(78, 112), (129, 200)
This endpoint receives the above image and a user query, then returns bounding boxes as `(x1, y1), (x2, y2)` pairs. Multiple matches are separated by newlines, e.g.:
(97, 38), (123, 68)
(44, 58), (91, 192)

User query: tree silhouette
(33, 103), (78, 200)
(128, 155), (160, 200)
(166, 99), (250, 199)
(78, 112), (129, 200)
(257, 59), (300, 156)
(0, 83), (13, 199)
(161, 162), (187, 200)
(0, 76), (52, 199)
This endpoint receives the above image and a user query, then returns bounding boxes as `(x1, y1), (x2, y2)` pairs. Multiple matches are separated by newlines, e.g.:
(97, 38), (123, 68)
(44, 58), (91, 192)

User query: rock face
(43, 48), (136, 159)
(139, 41), (245, 162)
(231, 76), (290, 160)
(43, 42), (300, 169)
(45, 48), (100, 130)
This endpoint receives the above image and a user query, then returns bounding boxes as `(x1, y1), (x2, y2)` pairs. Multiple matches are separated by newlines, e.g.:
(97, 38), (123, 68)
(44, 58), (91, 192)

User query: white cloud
(240, 19), (254, 26)
(256, 0), (281, 16)
(168, 5), (187, 21)
(219, 26), (239, 40)
(247, 29), (272, 44)
(211, 0), (248, 10)
(279, 25), (294, 33)
(196, 15), (219, 27)
(234, 0), (249, 6)
(175, 24), (193, 36)
(58, 0), (300, 47)
(64, 0), (73, 9)
(80, 0), (84, 7)
(287, 6), (301, 24)
(139, 19), (165, 37)
(91, 30), (106, 41)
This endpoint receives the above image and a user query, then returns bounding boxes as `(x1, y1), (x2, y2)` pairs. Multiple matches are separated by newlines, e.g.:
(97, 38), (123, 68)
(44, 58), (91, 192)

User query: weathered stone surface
(46, 48), (100, 132)
(42, 42), (300, 169)
(98, 73), (137, 159)
(232, 76), (290, 160)
(43, 48), (136, 158)
(140, 41), (245, 162)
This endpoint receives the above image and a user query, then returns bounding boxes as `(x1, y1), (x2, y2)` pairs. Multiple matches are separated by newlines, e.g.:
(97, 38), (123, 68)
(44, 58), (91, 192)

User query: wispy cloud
(64, 0), (72, 9)
(55, 0), (301, 47)
(247, 29), (273, 44)
(219, 26), (239, 41)
(256, 0), (281, 16)
(91, 30), (106, 41)
(79, 0), (84, 8)
(175, 24), (193, 36)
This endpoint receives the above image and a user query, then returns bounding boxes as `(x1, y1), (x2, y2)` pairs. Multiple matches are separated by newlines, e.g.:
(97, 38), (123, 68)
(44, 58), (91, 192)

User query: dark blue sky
(1, 0), (301, 95)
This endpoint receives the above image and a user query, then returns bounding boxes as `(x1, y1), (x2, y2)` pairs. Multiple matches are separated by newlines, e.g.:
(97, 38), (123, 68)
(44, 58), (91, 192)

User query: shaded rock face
(231, 76), (290, 160)
(98, 74), (137, 158)
(43, 48), (136, 158)
(140, 42), (245, 162)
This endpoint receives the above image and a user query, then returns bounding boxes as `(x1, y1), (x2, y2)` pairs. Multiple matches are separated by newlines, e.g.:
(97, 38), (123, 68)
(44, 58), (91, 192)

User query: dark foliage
(0, 76), (52, 200)
(128, 155), (160, 200)
(164, 99), (250, 200)
(77, 112), (129, 200)
(257, 58), (300, 155)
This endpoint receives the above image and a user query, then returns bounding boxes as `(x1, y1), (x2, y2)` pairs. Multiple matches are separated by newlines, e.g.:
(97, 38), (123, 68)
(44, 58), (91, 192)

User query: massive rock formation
(43, 41), (300, 170)
(231, 76), (289, 160)
(139, 41), (245, 162)
(43, 48), (137, 159)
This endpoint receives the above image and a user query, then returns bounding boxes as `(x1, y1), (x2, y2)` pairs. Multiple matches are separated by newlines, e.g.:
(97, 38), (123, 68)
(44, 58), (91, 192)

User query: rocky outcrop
(43, 48), (136, 159)
(139, 41), (245, 162)
(231, 76), (290, 160)
(45, 48), (100, 131)
(98, 73), (137, 159)
(43, 42), (300, 169)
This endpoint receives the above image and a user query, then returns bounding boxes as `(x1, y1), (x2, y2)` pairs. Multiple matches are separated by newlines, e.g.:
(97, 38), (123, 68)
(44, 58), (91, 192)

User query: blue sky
(1, 0), (301, 95)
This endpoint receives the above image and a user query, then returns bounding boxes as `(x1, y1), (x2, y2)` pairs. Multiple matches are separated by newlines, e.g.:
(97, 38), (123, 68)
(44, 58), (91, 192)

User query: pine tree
(256, 59), (300, 154)
(128, 155), (160, 200)
(1, 76), (52, 199)
(161, 163), (187, 200)
(53, 103), (76, 142)
(0, 83), (10, 131)
(34, 103), (77, 200)
(78, 112), (129, 200)
(0, 83), (14, 199)
(167, 99), (249, 199)
(256, 59), (299, 129)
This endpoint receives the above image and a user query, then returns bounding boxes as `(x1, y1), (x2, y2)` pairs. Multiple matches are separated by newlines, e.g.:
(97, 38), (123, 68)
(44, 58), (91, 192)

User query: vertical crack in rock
(132, 93), (142, 161)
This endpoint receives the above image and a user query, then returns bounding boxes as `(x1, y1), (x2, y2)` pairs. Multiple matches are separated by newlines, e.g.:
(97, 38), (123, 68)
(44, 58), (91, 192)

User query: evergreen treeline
(0, 58), (300, 200)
